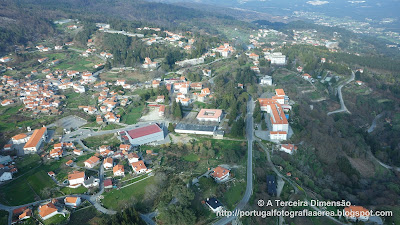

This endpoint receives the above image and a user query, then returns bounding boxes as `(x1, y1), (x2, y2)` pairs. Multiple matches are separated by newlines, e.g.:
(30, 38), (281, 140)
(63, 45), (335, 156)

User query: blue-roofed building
(267, 175), (277, 196)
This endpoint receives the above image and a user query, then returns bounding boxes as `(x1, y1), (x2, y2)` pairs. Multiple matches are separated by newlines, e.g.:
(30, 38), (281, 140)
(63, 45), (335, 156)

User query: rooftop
(127, 124), (162, 139)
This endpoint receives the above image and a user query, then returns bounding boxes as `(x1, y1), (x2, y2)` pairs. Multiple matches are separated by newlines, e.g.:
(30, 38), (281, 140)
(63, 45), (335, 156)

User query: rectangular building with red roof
(125, 124), (164, 146)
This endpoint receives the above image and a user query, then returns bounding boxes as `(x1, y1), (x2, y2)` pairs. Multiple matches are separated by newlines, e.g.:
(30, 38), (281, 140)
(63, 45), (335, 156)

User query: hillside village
(0, 14), (396, 225)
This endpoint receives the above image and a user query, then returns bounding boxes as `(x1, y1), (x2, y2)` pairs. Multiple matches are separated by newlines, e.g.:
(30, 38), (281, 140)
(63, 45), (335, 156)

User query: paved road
(213, 97), (254, 225)
(140, 210), (158, 225)
(367, 151), (400, 172)
(327, 71), (355, 116)
(367, 112), (384, 133)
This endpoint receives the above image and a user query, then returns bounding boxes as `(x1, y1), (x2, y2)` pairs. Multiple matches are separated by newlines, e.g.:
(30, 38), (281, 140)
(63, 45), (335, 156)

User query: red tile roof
(127, 124), (162, 139)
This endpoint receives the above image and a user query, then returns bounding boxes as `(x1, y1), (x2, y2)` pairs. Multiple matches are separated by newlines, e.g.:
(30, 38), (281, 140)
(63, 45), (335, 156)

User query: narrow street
(327, 71), (355, 115)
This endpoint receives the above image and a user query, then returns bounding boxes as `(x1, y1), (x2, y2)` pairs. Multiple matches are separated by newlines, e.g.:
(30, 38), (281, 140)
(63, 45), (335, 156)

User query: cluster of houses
(78, 79), (136, 123)
(11, 196), (83, 224)
(0, 155), (17, 182)
(65, 142), (152, 190)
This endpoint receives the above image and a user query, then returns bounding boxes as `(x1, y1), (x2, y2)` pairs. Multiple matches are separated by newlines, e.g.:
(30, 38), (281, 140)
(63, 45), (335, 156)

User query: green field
(183, 153), (200, 162)
(121, 105), (144, 124)
(68, 206), (101, 225)
(60, 185), (88, 195)
(102, 176), (155, 210)
(43, 213), (69, 225)
(0, 156), (75, 205)
(0, 210), (7, 225)
(0, 104), (37, 132)
(102, 123), (124, 130)
(0, 169), (56, 205)
(222, 182), (246, 210)
(14, 154), (41, 175)
(82, 133), (120, 149)
(64, 91), (97, 109)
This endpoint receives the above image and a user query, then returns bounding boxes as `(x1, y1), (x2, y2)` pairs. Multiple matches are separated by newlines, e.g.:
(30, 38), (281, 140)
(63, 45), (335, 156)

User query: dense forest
(0, 1), (56, 54)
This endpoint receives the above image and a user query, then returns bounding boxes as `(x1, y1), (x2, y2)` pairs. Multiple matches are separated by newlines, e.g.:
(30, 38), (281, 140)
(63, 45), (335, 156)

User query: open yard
(68, 206), (102, 225)
(101, 175), (155, 210)
(0, 156), (76, 205)
(64, 91), (97, 109)
(0, 168), (56, 205)
(43, 213), (69, 225)
(82, 133), (120, 149)
(0, 210), (8, 225)
(60, 185), (88, 195)
(121, 105), (144, 125)
(102, 123), (124, 130)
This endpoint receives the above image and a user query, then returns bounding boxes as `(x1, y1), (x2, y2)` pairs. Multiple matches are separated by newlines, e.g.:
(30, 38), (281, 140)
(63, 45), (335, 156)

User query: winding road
(327, 71), (355, 116)
(213, 97), (254, 225)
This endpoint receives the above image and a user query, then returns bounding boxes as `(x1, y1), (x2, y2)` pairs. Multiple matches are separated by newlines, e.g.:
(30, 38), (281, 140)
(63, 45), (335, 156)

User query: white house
(84, 156), (100, 168)
(344, 206), (370, 222)
(130, 160), (148, 174)
(12, 133), (29, 144)
(68, 171), (85, 188)
(205, 197), (223, 213)
(64, 197), (81, 208)
(210, 166), (230, 183)
(0, 171), (12, 182)
(38, 203), (62, 220)
(103, 158), (113, 169)
(280, 144), (297, 155)
(0, 57), (11, 63)
(260, 75), (272, 85)
(127, 153), (140, 163)
(113, 165), (125, 177)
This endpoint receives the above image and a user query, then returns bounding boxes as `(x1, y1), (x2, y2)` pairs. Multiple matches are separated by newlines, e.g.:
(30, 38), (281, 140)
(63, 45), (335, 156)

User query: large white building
(258, 91), (289, 141)
(124, 124), (164, 146)
(264, 52), (286, 65)
(260, 75), (273, 85)
(196, 109), (223, 122)
(174, 124), (217, 136)
(175, 57), (204, 67)
(23, 127), (47, 154)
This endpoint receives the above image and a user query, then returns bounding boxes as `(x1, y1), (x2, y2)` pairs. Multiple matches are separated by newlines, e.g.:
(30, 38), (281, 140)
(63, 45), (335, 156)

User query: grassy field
(68, 206), (101, 225)
(14, 154), (41, 175)
(102, 176), (155, 210)
(81, 122), (100, 128)
(82, 133), (120, 149)
(102, 123), (124, 130)
(0, 169), (56, 205)
(183, 153), (200, 162)
(60, 186), (88, 195)
(0, 156), (78, 205)
(43, 213), (69, 225)
(0, 210), (7, 225)
(222, 182), (246, 210)
(0, 104), (35, 132)
(64, 91), (97, 109)
(121, 105), (144, 125)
